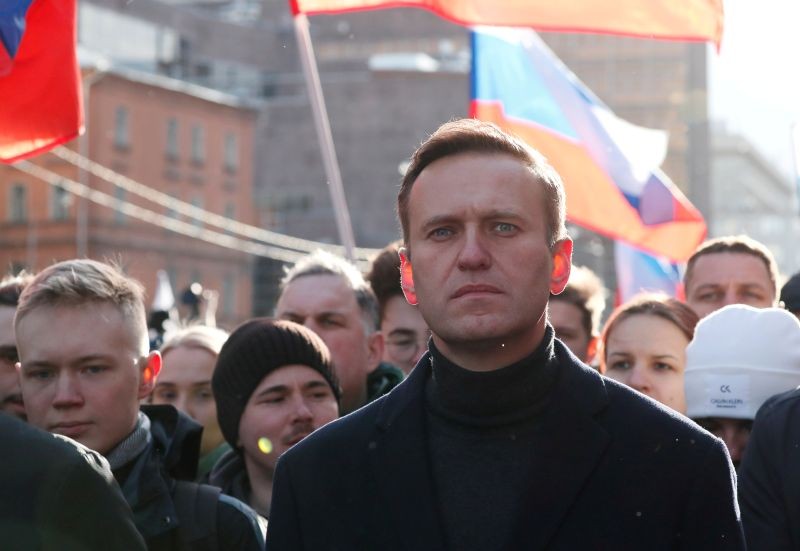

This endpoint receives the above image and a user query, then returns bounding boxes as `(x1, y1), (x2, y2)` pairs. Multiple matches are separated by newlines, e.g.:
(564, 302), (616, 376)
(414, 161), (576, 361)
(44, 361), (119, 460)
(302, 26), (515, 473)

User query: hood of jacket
(143, 404), (204, 481)
(207, 448), (250, 506)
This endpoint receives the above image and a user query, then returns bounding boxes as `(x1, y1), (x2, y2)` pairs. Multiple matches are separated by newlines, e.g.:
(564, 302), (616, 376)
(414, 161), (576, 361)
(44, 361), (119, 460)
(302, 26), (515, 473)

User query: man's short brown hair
(366, 240), (403, 322)
(683, 235), (779, 299)
(397, 118), (568, 250)
(0, 272), (34, 308)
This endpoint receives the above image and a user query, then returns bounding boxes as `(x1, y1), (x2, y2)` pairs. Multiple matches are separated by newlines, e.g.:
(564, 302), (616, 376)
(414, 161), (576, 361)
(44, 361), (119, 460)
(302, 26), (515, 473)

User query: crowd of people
(2, 118), (800, 549)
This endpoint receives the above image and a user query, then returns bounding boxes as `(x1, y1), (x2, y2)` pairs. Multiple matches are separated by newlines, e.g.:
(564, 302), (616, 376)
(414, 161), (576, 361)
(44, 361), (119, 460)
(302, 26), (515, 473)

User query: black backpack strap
(172, 480), (220, 551)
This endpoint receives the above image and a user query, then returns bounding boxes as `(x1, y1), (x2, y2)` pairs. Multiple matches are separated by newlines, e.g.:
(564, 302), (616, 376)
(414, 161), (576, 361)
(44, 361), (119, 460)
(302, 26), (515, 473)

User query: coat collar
(368, 354), (447, 549)
(368, 341), (610, 551)
(509, 342), (610, 549)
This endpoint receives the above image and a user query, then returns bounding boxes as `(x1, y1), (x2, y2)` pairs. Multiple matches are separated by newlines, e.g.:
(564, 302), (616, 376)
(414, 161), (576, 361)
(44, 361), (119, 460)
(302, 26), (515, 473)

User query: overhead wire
(13, 159), (351, 266)
(49, 146), (380, 262)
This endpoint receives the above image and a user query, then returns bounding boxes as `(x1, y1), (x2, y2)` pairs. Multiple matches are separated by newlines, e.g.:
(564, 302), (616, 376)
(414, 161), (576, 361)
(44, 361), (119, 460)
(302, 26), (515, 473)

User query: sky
(709, 0), (800, 180)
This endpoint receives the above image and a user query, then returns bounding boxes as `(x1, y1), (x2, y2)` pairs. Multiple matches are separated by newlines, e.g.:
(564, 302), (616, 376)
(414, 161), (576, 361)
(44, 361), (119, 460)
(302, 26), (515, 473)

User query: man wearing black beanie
(781, 271), (800, 318)
(210, 318), (340, 517)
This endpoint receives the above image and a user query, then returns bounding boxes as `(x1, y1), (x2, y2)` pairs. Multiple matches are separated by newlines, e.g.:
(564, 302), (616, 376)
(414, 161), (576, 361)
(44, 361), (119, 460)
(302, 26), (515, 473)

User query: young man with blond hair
(15, 259), (264, 551)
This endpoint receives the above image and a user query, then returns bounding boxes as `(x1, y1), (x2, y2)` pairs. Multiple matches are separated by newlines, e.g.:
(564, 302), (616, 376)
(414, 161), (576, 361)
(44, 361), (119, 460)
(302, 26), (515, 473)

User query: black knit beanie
(781, 272), (800, 313)
(212, 318), (341, 449)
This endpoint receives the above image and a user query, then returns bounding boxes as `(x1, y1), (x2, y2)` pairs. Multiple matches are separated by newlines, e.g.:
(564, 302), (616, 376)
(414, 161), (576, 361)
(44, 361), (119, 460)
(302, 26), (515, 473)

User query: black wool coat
(266, 340), (745, 551)
(0, 413), (146, 550)
(739, 387), (800, 550)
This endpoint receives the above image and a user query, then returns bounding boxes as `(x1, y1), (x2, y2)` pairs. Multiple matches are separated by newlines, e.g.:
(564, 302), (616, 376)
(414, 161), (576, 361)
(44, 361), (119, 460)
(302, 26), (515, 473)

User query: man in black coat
(739, 387), (800, 549)
(0, 412), (146, 550)
(266, 119), (744, 550)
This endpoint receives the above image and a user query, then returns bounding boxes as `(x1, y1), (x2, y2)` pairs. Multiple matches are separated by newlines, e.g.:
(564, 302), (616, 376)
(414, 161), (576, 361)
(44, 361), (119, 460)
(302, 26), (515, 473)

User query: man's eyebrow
(482, 209), (525, 220)
(420, 210), (524, 229)
(420, 214), (460, 230)
(22, 354), (113, 369)
(692, 283), (722, 292)
(253, 384), (288, 398)
(303, 380), (330, 391)
(278, 310), (304, 319)
(19, 359), (55, 370)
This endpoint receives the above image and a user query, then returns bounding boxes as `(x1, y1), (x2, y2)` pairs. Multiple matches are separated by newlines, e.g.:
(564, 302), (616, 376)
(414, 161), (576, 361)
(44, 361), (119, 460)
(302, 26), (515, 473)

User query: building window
(224, 132), (238, 172)
(166, 118), (179, 159)
(114, 187), (126, 224)
(114, 106), (130, 149)
(50, 184), (70, 221)
(191, 125), (205, 164)
(9, 184), (27, 223)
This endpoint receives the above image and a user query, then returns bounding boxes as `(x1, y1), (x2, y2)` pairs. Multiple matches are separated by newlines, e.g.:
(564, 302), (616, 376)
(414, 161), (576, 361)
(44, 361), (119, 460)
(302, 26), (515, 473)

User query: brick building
(0, 63), (261, 328)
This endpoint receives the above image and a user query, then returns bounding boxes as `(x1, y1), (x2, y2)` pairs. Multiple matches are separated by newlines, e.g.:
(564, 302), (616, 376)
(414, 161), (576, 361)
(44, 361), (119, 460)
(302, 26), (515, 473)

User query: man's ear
(585, 335), (600, 366)
(398, 247), (417, 306)
(366, 331), (384, 372)
(138, 351), (162, 400)
(549, 238), (573, 295)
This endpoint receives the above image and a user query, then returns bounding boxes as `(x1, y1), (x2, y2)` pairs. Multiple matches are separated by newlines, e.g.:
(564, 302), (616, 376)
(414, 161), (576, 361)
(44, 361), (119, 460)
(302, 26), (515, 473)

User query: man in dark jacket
(1, 412), (146, 550)
(266, 119), (744, 550)
(15, 258), (265, 551)
(739, 387), (800, 549)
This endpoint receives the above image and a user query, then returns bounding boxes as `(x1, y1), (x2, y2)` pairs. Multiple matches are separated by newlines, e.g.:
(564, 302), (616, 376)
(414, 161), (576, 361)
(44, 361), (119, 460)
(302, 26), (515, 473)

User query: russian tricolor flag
(0, 0), (82, 163)
(471, 28), (706, 263)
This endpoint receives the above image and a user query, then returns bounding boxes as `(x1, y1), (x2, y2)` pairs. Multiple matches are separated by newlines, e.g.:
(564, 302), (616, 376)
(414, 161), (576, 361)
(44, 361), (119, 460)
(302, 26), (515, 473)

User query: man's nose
(456, 230), (491, 270)
(291, 396), (314, 421)
(52, 373), (83, 408)
(721, 288), (738, 308)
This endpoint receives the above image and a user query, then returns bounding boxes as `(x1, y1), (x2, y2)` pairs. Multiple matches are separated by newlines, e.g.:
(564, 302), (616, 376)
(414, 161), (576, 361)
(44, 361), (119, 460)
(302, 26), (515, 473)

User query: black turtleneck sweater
(425, 326), (559, 551)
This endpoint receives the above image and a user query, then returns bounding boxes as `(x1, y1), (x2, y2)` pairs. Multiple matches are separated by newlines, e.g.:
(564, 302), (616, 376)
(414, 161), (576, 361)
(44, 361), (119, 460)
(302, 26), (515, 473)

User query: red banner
(0, 0), (82, 163)
(290, 0), (724, 47)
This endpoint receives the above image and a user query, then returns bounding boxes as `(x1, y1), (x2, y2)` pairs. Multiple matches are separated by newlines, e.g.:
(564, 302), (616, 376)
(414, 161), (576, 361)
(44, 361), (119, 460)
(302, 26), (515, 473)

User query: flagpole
(291, 11), (356, 261)
(792, 122), (800, 215)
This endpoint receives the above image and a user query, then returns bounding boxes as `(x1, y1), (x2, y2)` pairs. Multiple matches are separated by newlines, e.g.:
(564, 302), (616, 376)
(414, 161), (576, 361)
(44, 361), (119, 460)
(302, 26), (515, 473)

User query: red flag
(290, 0), (724, 47)
(0, 0), (82, 163)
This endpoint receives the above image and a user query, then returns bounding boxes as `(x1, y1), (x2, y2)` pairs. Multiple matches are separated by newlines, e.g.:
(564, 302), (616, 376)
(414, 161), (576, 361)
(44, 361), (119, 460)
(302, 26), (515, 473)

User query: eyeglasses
(385, 331), (430, 364)
(0, 345), (19, 368)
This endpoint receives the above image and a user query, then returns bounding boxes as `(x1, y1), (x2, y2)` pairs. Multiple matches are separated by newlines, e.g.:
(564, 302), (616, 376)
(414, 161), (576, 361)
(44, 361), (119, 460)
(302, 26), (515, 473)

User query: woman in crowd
(151, 325), (231, 480)
(600, 294), (699, 414)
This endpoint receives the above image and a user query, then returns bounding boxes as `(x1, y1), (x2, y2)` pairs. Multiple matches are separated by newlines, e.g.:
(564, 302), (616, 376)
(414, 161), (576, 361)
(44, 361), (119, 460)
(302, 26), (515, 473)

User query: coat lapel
(367, 355), (447, 551)
(511, 347), (611, 550)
